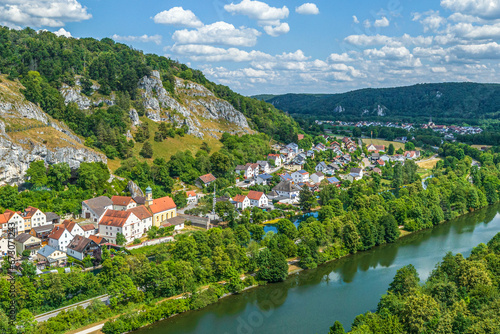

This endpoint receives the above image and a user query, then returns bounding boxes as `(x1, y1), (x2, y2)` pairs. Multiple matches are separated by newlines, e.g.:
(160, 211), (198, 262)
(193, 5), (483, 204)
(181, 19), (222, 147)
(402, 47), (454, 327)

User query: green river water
(133, 204), (500, 334)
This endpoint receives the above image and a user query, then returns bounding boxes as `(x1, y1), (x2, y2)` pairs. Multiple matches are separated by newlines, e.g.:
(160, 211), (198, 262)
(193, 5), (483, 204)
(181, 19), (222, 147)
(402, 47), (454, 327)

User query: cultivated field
(361, 138), (405, 150)
(417, 158), (441, 169)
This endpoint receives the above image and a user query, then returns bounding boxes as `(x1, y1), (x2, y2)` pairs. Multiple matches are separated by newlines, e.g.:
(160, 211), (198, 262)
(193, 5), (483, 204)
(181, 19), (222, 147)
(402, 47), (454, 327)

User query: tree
(173, 192), (187, 209)
(404, 142), (415, 151)
(388, 143), (395, 155)
(25, 160), (47, 187)
(140, 141), (153, 158)
(210, 151), (232, 177)
(389, 264), (420, 295)
(256, 249), (288, 283)
(47, 163), (71, 191)
(15, 309), (36, 334)
(276, 219), (297, 240)
(116, 233), (127, 246)
(342, 221), (359, 254)
(299, 187), (316, 212)
(77, 162), (110, 192)
(380, 214), (400, 243)
(329, 321), (346, 334)
(352, 127), (362, 137)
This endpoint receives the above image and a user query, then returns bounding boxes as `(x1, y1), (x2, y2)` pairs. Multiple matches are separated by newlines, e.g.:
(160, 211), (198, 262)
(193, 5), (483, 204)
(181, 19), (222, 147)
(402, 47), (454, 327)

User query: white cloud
(0, 0), (91, 28)
(431, 66), (447, 72)
(441, 0), (500, 20)
(374, 17), (390, 27)
(168, 44), (273, 62)
(276, 50), (310, 61)
(452, 42), (500, 59)
(447, 22), (500, 39)
(172, 22), (261, 47)
(153, 7), (203, 28)
(363, 19), (371, 28)
(263, 22), (290, 37)
(112, 34), (162, 45)
(412, 10), (446, 32)
(54, 27), (71, 37)
(327, 53), (354, 62)
(353, 15), (359, 24)
(224, 0), (289, 25)
(296, 3), (319, 15)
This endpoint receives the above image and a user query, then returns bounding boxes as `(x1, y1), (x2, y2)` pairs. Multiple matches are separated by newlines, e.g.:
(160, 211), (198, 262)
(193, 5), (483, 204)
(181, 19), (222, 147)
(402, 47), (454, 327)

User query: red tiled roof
(127, 205), (152, 220)
(80, 224), (95, 231)
(186, 191), (196, 197)
(149, 196), (176, 214)
(247, 191), (264, 201)
(62, 220), (79, 233)
(233, 194), (247, 203)
(89, 235), (107, 245)
(111, 196), (135, 206)
(48, 224), (68, 240)
(23, 206), (39, 219)
(100, 210), (134, 227)
(198, 173), (216, 184)
(297, 134), (304, 140)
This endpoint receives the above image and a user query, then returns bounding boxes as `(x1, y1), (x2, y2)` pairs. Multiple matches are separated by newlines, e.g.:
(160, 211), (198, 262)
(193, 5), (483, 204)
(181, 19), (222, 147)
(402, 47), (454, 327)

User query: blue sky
(1, 0), (500, 95)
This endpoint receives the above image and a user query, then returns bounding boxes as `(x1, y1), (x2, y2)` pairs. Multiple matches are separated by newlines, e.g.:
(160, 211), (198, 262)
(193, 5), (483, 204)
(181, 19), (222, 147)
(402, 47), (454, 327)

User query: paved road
(35, 295), (109, 322)
(75, 324), (105, 334)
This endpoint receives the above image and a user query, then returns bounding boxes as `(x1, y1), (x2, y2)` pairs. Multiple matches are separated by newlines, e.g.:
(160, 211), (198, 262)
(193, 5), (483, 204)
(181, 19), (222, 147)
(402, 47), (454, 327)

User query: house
(66, 235), (100, 261)
(380, 154), (390, 162)
(147, 187), (177, 228)
(247, 191), (268, 207)
(48, 225), (74, 252)
(306, 150), (315, 158)
(37, 245), (67, 266)
(391, 154), (405, 163)
(133, 196), (147, 206)
(186, 191), (198, 204)
(111, 196), (137, 211)
(99, 210), (142, 244)
(127, 205), (153, 232)
(256, 173), (273, 185)
(14, 233), (42, 257)
(61, 220), (86, 237)
(272, 181), (301, 199)
(373, 167), (382, 175)
(89, 235), (108, 246)
(266, 190), (280, 201)
(29, 225), (54, 242)
(44, 212), (60, 225)
(0, 210), (24, 235)
(313, 143), (327, 151)
(22, 206), (47, 231)
(286, 143), (299, 154)
(279, 173), (293, 182)
(348, 168), (364, 182)
(315, 162), (328, 173)
(267, 154), (282, 167)
(376, 159), (386, 167)
(164, 214), (209, 230)
(246, 163), (260, 178)
(367, 144), (385, 152)
(0, 238), (9, 257)
(196, 173), (217, 188)
(257, 160), (270, 174)
(80, 223), (97, 238)
(310, 172), (325, 184)
(404, 151), (421, 160)
(292, 170), (310, 183)
(233, 194), (251, 210)
(326, 176), (340, 185)
(370, 153), (380, 162)
(82, 196), (113, 223)
(297, 134), (305, 141)
(235, 165), (249, 177)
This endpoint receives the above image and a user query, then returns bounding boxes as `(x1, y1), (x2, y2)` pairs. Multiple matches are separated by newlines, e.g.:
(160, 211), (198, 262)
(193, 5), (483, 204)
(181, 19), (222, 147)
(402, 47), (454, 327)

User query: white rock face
(334, 105), (345, 113)
(375, 105), (387, 116)
(0, 86), (106, 186)
(129, 108), (140, 126)
(138, 71), (250, 138)
(60, 84), (91, 110)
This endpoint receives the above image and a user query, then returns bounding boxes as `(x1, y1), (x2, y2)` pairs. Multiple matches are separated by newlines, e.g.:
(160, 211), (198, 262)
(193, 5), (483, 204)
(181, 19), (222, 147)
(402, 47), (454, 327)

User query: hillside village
(0, 135), (423, 272)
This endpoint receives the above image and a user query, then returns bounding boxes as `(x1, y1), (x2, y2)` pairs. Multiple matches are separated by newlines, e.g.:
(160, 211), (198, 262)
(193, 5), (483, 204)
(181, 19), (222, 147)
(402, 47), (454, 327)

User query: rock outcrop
(0, 79), (107, 185)
(138, 71), (250, 138)
(129, 108), (140, 126)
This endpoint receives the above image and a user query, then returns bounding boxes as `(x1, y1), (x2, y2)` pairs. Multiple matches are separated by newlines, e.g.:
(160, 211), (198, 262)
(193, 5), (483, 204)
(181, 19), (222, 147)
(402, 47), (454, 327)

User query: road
(35, 295), (109, 322)
(75, 324), (104, 334)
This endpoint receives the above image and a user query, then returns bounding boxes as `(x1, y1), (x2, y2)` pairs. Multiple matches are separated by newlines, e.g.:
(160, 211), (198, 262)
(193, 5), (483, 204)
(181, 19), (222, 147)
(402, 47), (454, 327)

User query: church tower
(146, 186), (153, 206)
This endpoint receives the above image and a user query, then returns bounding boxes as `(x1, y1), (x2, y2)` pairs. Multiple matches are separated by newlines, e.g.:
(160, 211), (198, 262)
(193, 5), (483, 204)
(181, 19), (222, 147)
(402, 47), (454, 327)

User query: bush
(133, 239), (141, 245)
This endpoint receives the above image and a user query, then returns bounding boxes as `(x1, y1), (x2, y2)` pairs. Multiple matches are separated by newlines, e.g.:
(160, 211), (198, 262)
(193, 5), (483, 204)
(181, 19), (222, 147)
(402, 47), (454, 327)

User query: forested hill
(254, 83), (500, 124)
(0, 26), (299, 146)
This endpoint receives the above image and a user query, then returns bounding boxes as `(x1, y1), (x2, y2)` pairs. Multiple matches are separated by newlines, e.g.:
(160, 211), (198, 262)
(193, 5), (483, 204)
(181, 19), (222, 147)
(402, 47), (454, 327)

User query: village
(0, 135), (424, 274)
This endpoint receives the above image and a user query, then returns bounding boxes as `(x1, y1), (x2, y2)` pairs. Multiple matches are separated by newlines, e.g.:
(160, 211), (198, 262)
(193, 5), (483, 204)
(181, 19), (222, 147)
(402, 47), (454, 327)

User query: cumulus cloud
(374, 17), (390, 27)
(54, 27), (71, 37)
(295, 3), (319, 15)
(112, 34), (162, 45)
(0, 0), (91, 28)
(168, 44), (272, 62)
(413, 10), (446, 32)
(172, 22), (261, 47)
(327, 53), (354, 62)
(153, 7), (203, 28)
(441, 0), (500, 20)
(363, 19), (371, 28)
(452, 42), (500, 59)
(353, 15), (359, 24)
(263, 22), (290, 37)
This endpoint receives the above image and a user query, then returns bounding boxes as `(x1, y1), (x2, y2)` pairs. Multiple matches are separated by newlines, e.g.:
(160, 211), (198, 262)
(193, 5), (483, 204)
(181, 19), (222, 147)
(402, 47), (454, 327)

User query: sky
(1, 0), (500, 96)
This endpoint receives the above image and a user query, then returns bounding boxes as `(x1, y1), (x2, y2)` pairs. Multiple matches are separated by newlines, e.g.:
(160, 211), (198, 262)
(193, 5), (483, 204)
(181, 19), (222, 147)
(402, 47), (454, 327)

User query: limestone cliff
(0, 77), (106, 185)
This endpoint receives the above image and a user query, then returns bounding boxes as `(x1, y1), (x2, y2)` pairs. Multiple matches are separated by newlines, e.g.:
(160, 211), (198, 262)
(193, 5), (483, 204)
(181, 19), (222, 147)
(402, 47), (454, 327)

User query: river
(133, 204), (500, 334)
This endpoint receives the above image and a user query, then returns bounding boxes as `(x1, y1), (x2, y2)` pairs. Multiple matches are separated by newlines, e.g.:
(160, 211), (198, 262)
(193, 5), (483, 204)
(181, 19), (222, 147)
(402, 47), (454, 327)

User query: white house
(37, 245), (67, 266)
(232, 195), (251, 210)
(186, 191), (198, 204)
(99, 210), (143, 244)
(347, 168), (364, 182)
(82, 196), (113, 223)
(247, 191), (269, 207)
(22, 207), (47, 231)
(111, 196), (137, 211)
(80, 223), (97, 238)
(66, 235), (100, 261)
(292, 170), (310, 183)
(127, 205), (153, 233)
(256, 160), (270, 174)
(315, 162), (328, 173)
(267, 154), (282, 167)
(48, 225), (74, 252)
(310, 172), (325, 184)
(256, 173), (273, 185)
(272, 181), (301, 199)
(286, 143), (299, 154)
(0, 210), (24, 235)
(61, 220), (85, 237)
(235, 165), (253, 179)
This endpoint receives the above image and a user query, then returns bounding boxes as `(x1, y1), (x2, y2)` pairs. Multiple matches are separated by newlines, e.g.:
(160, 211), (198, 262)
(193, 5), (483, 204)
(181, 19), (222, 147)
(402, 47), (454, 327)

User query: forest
(328, 232), (500, 334)
(255, 82), (500, 125)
